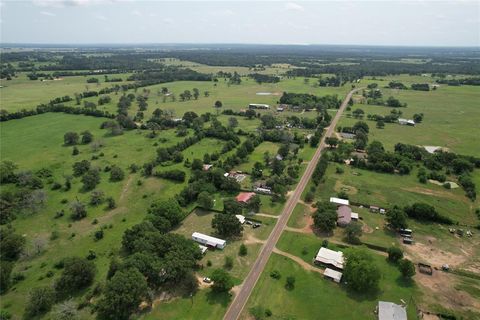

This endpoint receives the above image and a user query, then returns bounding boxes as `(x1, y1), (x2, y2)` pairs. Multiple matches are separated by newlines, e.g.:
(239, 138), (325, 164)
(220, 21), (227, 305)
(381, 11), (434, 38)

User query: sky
(0, 0), (479, 46)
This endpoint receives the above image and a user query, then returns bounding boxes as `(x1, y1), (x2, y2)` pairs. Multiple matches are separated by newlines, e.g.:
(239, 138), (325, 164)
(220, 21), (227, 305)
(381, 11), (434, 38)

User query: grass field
(343, 81), (480, 156)
(0, 72), (133, 112)
(240, 232), (420, 320)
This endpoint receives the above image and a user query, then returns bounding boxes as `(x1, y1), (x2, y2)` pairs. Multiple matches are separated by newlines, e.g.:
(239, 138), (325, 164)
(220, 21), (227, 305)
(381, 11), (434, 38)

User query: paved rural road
(223, 88), (362, 320)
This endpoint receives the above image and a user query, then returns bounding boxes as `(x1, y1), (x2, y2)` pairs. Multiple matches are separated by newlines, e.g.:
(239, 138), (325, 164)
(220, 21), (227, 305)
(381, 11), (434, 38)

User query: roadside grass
(287, 202), (310, 229)
(240, 251), (419, 320)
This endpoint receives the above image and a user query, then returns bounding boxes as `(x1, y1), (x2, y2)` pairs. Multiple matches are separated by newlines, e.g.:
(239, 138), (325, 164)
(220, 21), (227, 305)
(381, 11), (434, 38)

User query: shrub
(285, 276), (295, 290)
(224, 256), (234, 270)
(399, 259), (416, 278)
(109, 166), (125, 182)
(387, 246), (403, 263)
(24, 286), (56, 318)
(270, 270), (281, 279)
(239, 244), (248, 256)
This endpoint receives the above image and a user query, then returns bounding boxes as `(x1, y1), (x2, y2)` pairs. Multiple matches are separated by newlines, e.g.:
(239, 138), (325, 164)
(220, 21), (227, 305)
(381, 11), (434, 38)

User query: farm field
(341, 83), (480, 156)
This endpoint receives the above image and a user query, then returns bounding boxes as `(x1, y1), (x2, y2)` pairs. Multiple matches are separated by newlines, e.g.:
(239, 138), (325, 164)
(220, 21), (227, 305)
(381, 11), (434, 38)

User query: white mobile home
(249, 103), (270, 110)
(235, 215), (246, 224)
(330, 197), (350, 206)
(192, 232), (226, 249)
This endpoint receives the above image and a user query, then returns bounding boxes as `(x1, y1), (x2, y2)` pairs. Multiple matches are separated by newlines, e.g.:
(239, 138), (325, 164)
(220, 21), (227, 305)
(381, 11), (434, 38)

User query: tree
(97, 268), (148, 320)
(246, 195), (261, 213)
(72, 146), (79, 156)
(81, 168), (100, 191)
(344, 222), (363, 244)
(239, 244), (248, 256)
(110, 166), (125, 182)
(197, 191), (214, 210)
(0, 161), (17, 184)
(214, 100), (223, 115)
(54, 257), (96, 293)
(413, 113), (424, 123)
(24, 286), (56, 318)
(193, 88), (200, 100)
(343, 248), (380, 292)
(72, 160), (90, 176)
(325, 137), (338, 148)
(0, 229), (26, 261)
(191, 158), (203, 171)
(148, 198), (183, 227)
(0, 261), (13, 294)
(223, 198), (243, 215)
(212, 213), (243, 237)
(285, 276), (295, 290)
(210, 268), (234, 293)
(386, 206), (408, 229)
(376, 120), (385, 129)
(399, 259), (416, 278)
(63, 132), (79, 145)
(80, 131), (93, 144)
(228, 117), (239, 128)
(387, 246), (404, 263)
(50, 300), (80, 320)
(90, 190), (105, 206)
(312, 201), (337, 233)
(70, 201), (87, 220)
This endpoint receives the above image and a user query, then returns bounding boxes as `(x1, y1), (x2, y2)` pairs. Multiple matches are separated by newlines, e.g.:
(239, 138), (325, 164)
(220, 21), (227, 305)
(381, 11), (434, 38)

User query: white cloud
(285, 2), (304, 12)
(132, 9), (142, 17)
(163, 18), (174, 24)
(33, 0), (112, 8)
(94, 13), (108, 21)
(210, 9), (234, 17)
(40, 10), (56, 16)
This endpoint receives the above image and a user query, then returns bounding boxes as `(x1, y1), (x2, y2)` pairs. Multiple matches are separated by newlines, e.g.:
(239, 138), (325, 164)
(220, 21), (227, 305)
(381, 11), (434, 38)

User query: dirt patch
(244, 233), (265, 245)
(361, 221), (374, 234)
(404, 239), (469, 268)
(415, 270), (480, 313)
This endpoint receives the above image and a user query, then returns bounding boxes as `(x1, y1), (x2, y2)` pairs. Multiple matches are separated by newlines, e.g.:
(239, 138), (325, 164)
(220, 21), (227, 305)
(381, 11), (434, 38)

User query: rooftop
(315, 247), (344, 269)
(330, 197), (350, 206)
(378, 301), (407, 320)
(236, 192), (256, 203)
(337, 205), (352, 226)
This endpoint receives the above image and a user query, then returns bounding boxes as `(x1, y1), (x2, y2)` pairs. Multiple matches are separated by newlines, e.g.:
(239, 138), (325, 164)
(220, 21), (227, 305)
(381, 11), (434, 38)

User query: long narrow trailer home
(192, 232), (226, 249)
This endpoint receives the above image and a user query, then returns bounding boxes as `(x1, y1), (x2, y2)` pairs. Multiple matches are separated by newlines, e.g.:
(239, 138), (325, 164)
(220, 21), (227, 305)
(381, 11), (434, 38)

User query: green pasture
(0, 72), (133, 112)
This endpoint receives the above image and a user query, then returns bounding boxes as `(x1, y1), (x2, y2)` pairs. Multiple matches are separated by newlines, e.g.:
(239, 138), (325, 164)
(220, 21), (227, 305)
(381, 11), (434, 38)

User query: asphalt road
(223, 88), (361, 320)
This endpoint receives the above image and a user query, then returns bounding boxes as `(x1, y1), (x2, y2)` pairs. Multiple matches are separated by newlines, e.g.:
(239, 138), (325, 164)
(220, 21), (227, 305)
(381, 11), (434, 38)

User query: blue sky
(0, 0), (479, 46)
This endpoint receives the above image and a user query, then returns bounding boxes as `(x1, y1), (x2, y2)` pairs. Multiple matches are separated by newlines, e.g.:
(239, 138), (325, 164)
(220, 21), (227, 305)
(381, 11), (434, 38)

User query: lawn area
(240, 251), (419, 320)
(235, 141), (280, 173)
(258, 194), (284, 216)
(313, 163), (478, 225)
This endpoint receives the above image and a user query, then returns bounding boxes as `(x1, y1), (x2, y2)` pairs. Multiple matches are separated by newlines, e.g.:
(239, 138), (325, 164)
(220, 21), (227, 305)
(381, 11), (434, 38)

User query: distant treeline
(436, 77), (480, 86)
(279, 92), (341, 109)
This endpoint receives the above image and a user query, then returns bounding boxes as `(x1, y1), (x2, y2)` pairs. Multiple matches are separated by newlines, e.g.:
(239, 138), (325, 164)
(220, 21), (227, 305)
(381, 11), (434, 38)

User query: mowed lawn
(0, 72), (133, 112)
(240, 250), (419, 320)
(341, 82), (480, 156)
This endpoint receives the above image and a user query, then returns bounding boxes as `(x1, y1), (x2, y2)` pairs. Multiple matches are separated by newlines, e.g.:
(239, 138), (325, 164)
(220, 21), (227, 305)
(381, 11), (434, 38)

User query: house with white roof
(192, 232), (226, 249)
(314, 247), (344, 270)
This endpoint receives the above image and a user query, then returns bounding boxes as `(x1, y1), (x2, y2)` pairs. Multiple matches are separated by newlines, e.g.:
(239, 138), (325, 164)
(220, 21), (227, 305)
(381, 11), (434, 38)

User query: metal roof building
(323, 268), (343, 283)
(378, 301), (407, 320)
(314, 247), (345, 270)
(330, 197), (350, 206)
(192, 232), (226, 249)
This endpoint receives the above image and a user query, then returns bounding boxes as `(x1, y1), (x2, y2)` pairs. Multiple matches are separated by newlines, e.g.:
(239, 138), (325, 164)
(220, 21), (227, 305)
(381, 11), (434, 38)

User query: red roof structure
(236, 192), (255, 203)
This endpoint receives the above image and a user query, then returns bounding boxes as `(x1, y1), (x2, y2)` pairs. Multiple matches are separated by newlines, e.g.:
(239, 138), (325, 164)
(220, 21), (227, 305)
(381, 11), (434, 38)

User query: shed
(249, 103), (270, 109)
(330, 197), (350, 206)
(192, 232), (226, 249)
(377, 301), (407, 320)
(351, 212), (359, 220)
(235, 214), (246, 224)
(203, 164), (213, 171)
(337, 205), (352, 227)
(198, 245), (208, 254)
(314, 247), (344, 270)
(324, 268), (343, 283)
(236, 192), (256, 203)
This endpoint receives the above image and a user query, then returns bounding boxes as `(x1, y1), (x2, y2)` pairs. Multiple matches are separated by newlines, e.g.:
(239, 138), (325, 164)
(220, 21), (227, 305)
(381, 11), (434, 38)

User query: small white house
(254, 186), (272, 194)
(314, 247), (344, 270)
(235, 215), (246, 224)
(249, 103), (270, 109)
(192, 232), (226, 249)
(323, 268), (343, 283)
(398, 118), (415, 126)
(330, 197), (350, 206)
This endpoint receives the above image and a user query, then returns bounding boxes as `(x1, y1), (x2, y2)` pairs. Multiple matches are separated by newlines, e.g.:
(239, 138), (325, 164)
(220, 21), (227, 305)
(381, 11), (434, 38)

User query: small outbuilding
(203, 164), (213, 171)
(198, 245), (208, 254)
(323, 268), (343, 283)
(377, 301), (407, 320)
(235, 214), (246, 224)
(351, 212), (359, 221)
(236, 192), (256, 204)
(314, 247), (344, 270)
(330, 197), (350, 207)
(192, 232), (226, 249)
